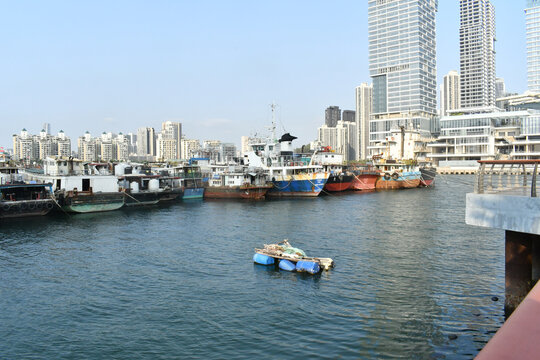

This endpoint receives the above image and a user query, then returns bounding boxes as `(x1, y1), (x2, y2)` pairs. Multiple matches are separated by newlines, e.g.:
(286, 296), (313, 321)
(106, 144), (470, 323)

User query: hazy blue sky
(0, 1), (528, 149)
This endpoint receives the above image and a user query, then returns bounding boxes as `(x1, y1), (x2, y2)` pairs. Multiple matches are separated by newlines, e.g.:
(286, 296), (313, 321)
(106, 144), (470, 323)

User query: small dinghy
(253, 239), (334, 274)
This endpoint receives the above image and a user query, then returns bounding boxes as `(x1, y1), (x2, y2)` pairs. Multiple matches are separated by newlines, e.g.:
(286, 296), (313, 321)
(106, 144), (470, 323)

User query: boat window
(56, 179), (61, 190)
(82, 178), (90, 191)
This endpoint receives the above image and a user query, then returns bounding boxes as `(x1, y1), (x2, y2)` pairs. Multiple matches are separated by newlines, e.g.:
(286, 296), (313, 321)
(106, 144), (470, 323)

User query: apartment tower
(459, 0), (496, 108)
(355, 83), (372, 160)
(526, 0), (540, 92)
(440, 70), (461, 116)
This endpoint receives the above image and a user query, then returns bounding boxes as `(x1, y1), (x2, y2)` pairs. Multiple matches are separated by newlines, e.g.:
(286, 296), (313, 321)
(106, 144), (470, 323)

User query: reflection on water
(0, 176), (504, 359)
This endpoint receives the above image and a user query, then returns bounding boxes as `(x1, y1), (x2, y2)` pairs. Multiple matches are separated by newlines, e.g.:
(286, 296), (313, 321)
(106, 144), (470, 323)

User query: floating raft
(254, 239), (334, 274)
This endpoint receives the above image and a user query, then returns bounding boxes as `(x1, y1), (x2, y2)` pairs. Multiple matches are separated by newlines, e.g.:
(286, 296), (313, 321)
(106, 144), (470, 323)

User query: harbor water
(0, 176), (504, 359)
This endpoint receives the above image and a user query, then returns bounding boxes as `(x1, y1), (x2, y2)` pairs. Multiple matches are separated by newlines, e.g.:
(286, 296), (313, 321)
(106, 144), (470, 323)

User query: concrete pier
(467, 160), (540, 358)
(467, 193), (540, 314)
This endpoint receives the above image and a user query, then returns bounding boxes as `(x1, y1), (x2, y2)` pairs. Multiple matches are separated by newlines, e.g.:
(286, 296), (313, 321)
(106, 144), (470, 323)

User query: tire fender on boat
(2, 203), (10, 212)
(46, 202), (54, 210)
(392, 173), (399, 180)
(384, 173), (391, 180)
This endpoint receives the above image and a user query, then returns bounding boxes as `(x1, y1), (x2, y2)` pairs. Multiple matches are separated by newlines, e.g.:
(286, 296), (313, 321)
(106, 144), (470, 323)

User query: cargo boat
(23, 157), (124, 213)
(0, 183), (55, 219)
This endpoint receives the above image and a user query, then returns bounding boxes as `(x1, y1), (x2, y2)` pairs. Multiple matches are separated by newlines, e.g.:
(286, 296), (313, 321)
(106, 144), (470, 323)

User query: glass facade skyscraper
(526, 0), (540, 92)
(368, 0), (438, 152)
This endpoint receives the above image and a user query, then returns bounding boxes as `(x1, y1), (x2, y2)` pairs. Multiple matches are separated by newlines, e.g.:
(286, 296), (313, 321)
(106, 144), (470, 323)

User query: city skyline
(0, 1), (528, 149)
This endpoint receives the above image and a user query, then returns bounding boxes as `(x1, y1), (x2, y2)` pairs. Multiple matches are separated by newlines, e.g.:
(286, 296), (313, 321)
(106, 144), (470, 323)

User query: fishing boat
(253, 239), (334, 274)
(243, 106), (329, 197)
(373, 159), (421, 190)
(23, 157), (124, 213)
(0, 183), (55, 219)
(204, 165), (272, 200)
(166, 164), (205, 200)
(324, 172), (354, 192)
(349, 165), (380, 191)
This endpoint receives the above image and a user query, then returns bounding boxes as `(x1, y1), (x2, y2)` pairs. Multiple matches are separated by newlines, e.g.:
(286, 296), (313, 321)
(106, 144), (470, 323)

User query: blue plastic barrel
(296, 261), (320, 274)
(279, 259), (296, 271)
(253, 253), (275, 265)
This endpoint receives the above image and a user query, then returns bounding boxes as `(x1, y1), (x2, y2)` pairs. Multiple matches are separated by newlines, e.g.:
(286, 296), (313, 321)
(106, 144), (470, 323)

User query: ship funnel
(278, 133), (297, 155)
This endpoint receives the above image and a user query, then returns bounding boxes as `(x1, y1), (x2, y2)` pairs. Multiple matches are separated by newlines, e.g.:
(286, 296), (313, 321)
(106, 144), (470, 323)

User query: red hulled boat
(324, 173), (354, 192)
(350, 167), (380, 190)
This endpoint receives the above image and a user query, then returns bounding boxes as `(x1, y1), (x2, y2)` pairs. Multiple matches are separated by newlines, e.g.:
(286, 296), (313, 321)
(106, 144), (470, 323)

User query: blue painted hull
(182, 187), (204, 200)
(267, 174), (328, 197)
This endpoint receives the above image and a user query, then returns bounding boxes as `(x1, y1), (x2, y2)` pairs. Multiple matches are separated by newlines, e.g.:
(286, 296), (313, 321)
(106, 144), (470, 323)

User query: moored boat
(350, 166), (380, 191)
(23, 157), (124, 213)
(0, 183), (55, 219)
(244, 131), (329, 197)
(374, 160), (421, 190)
(324, 172), (354, 192)
(204, 166), (272, 199)
(419, 164), (437, 187)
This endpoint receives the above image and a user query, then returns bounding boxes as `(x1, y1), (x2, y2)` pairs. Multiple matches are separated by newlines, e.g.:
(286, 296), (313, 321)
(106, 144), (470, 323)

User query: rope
(122, 190), (145, 205)
(51, 193), (71, 218)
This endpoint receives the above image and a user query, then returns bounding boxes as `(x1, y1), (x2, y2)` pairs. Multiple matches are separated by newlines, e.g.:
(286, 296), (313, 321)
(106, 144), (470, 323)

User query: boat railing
(475, 160), (540, 197)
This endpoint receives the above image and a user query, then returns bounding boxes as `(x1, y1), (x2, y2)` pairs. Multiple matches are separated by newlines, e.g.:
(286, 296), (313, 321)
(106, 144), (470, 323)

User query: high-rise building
(161, 121), (182, 159)
(181, 138), (201, 160)
(78, 131), (97, 161)
(526, 1), (540, 91)
(136, 127), (156, 157)
(42, 123), (51, 135)
(459, 0), (496, 108)
(495, 77), (507, 99)
(325, 106), (341, 127)
(355, 83), (372, 160)
(368, 0), (438, 155)
(342, 110), (355, 123)
(441, 71), (461, 116)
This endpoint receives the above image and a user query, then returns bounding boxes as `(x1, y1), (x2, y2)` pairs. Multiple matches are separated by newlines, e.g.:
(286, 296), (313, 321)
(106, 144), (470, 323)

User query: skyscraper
(325, 106), (341, 127)
(368, 0), (438, 155)
(136, 127), (156, 157)
(459, 0), (496, 108)
(440, 70), (461, 116)
(355, 83), (372, 160)
(526, 1), (540, 91)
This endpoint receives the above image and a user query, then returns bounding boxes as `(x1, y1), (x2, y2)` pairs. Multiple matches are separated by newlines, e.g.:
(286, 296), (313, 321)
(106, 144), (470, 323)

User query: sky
(0, 0), (529, 150)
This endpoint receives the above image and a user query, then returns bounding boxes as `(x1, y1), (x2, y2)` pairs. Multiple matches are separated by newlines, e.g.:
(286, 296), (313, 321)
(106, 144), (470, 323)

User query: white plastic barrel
(148, 179), (159, 191)
(130, 182), (140, 193)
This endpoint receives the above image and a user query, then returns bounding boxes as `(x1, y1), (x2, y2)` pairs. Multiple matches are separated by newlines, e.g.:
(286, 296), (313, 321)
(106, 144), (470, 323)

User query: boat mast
(270, 102), (277, 143)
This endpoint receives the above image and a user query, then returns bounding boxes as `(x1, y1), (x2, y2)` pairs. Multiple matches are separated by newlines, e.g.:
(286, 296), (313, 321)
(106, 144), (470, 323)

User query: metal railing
(475, 160), (540, 197)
